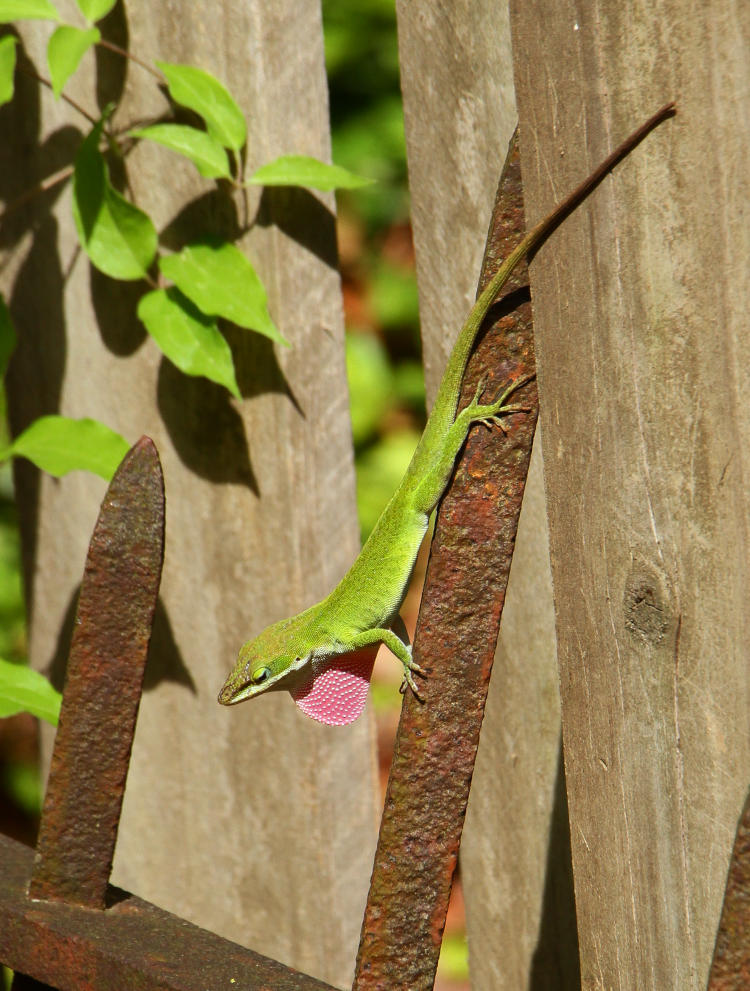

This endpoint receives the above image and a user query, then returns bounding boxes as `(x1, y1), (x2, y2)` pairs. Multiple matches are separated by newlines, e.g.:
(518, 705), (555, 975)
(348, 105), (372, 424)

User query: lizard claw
(479, 416), (509, 433)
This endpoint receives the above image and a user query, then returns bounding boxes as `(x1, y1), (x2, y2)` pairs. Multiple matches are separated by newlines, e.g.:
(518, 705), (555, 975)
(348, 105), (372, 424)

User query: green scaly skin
(218, 104), (675, 707)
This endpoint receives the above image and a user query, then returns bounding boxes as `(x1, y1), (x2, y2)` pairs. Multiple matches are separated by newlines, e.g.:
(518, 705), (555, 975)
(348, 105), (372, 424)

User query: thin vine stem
(0, 164), (74, 221)
(97, 38), (164, 82)
(18, 65), (98, 125)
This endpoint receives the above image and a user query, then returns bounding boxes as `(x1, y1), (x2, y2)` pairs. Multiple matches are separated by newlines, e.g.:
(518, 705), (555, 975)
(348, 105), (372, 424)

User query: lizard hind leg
(469, 372), (536, 431)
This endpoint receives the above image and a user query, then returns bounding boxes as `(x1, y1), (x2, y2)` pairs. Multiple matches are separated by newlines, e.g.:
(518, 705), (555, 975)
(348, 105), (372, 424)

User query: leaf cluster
(0, 0), (374, 479)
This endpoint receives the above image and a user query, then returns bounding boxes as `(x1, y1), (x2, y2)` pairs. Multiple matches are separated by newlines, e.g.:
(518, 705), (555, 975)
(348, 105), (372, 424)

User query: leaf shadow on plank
(255, 185), (339, 273)
(156, 354), (257, 492)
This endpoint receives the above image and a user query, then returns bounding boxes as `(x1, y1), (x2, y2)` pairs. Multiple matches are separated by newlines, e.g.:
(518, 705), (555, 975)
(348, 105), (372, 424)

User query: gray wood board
(510, 0), (750, 986)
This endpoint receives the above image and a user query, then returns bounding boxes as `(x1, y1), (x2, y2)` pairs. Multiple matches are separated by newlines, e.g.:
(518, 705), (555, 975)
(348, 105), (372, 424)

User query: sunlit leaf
(75, 0), (116, 21)
(137, 287), (241, 398)
(0, 415), (129, 480)
(130, 123), (231, 179)
(0, 35), (17, 109)
(249, 154), (373, 191)
(0, 657), (61, 725)
(72, 119), (157, 280)
(159, 239), (288, 346)
(47, 25), (99, 98)
(0, 0), (59, 22)
(0, 295), (17, 378)
(156, 61), (246, 150)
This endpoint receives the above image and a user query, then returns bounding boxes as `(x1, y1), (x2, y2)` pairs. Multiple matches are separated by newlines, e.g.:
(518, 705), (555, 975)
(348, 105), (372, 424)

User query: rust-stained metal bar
(29, 437), (165, 909)
(1, 833), (336, 991)
(707, 788), (750, 990)
(353, 129), (537, 991)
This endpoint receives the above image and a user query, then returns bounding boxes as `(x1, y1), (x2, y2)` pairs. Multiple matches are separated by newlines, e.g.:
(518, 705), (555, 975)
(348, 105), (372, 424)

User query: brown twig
(1, 164), (73, 220)
(17, 64), (98, 125)
(97, 38), (165, 83)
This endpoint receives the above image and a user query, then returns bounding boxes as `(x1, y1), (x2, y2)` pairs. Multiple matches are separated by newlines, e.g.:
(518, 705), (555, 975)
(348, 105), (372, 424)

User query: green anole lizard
(218, 102), (675, 725)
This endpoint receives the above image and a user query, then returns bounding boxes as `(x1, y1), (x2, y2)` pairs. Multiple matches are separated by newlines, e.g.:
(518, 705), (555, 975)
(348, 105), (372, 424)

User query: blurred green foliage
(355, 426), (421, 539)
(346, 332), (422, 539)
(0, 392), (25, 669)
(0, 387), (40, 820)
(323, 0), (409, 230)
(369, 256), (420, 339)
(437, 929), (471, 983)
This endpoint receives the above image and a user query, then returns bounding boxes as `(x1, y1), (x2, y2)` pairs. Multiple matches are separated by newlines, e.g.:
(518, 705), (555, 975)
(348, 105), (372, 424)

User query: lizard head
(217, 614), (313, 705)
(218, 609), (378, 725)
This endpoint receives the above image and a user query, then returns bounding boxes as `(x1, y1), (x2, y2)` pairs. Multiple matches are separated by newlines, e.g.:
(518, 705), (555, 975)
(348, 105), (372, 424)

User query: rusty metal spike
(29, 437), (165, 909)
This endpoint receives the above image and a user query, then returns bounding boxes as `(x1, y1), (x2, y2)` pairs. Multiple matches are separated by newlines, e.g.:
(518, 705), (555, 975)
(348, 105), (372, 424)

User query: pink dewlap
(290, 651), (376, 726)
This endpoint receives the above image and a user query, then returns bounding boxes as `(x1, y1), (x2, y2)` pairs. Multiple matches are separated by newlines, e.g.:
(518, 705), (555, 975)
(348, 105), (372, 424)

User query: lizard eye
(251, 667), (272, 684)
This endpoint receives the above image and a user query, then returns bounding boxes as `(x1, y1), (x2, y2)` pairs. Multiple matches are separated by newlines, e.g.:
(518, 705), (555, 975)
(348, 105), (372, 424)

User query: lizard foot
(477, 404), (533, 431)
(398, 650), (426, 700)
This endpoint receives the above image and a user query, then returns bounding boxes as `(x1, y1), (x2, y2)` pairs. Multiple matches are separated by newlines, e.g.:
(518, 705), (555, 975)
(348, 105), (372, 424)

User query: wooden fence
(3, 0), (748, 988)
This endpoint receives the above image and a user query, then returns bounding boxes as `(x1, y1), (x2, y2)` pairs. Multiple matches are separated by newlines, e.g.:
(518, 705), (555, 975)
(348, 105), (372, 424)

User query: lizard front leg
(348, 626), (426, 698)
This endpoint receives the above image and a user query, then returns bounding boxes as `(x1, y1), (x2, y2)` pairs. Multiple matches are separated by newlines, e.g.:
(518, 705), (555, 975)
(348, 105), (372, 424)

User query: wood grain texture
(1, 1), (377, 986)
(395, 4), (572, 988)
(510, 0), (750, 987)
(396, 0), (517, 406)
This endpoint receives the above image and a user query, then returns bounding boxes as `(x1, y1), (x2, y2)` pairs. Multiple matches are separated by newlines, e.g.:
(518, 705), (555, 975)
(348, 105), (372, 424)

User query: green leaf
(0, 36), (16, 109)
(156, 61), (246, 150)
(138, 287), (240, 398)
(0, 415), (129, 480)
(72, 119), (157, 280)
(129, 123), (231, 179)
(75, 0), (116, 21)
(248, 154), (374, 191)
(0, 295), (17, 378)
(0, 0), (59, 22)
(0, 657), (61, 725)
(159, 239), (288, 346)
(47, 25), (99, 98)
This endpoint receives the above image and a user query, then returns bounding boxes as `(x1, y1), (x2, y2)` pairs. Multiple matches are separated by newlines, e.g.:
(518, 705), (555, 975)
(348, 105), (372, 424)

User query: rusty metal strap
(353, 129), (537, 991)
(0, 833), (334, 991)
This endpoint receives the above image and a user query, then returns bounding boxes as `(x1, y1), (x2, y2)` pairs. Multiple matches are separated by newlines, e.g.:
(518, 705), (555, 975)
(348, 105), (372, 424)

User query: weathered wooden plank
(510, 0), (750, 987)
(396, 0), (517, 407)
(395, 4), (572, 988)
(1, 1), (377, 986)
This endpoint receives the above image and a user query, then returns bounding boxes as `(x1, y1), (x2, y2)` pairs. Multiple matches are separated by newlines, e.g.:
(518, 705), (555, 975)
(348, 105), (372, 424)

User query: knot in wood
(623, 564), (673, 646)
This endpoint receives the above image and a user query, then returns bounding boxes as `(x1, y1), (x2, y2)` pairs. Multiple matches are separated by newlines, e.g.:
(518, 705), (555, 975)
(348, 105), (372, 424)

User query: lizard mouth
(217, 654), (312, 706)
(217, 671), (261, 705)
(217, 679), (246, 705)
